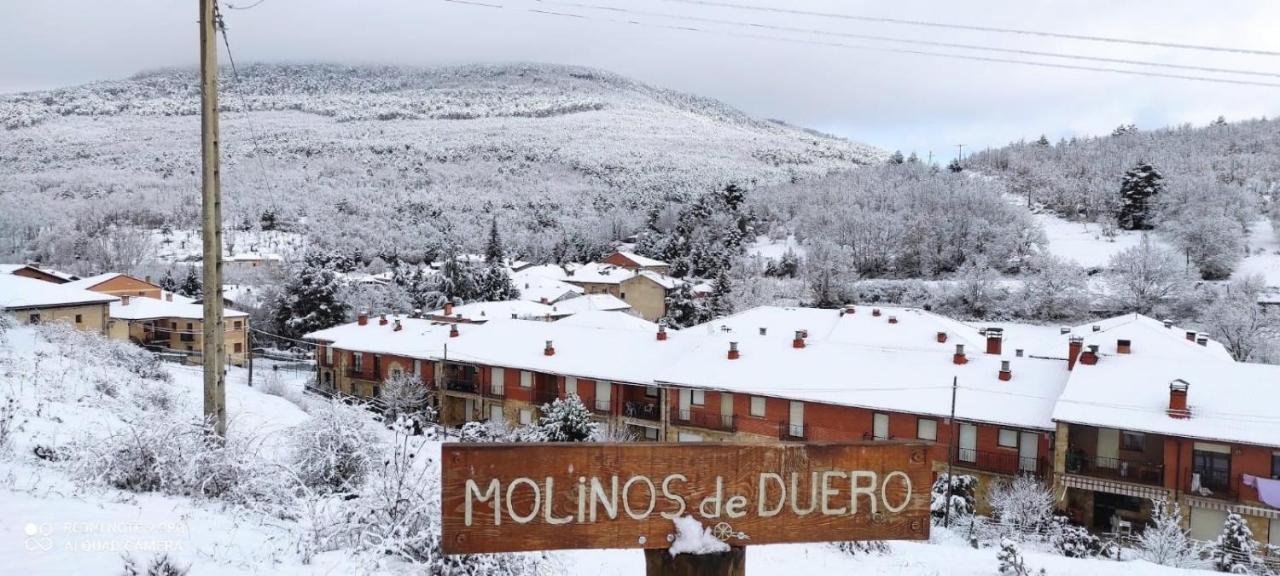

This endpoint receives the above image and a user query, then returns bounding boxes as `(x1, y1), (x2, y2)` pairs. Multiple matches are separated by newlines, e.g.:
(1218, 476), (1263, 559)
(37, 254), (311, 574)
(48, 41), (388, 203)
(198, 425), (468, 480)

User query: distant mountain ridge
(0, 63), (884, 264)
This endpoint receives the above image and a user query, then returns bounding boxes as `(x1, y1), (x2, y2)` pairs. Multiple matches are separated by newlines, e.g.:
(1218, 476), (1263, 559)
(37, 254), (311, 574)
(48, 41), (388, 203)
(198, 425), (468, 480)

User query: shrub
(997, 538), (1045, 576)
(289, 401), (376, 494)
(1210, 512), (1261, 573)
(1048, 517), (1105, 558)
(989, 475), (1054, 538)
(834, 540), (891, 556)
(120, 553), (189, 576)
(1138, 498), (1199, 568)
(931, 473), (977, 523)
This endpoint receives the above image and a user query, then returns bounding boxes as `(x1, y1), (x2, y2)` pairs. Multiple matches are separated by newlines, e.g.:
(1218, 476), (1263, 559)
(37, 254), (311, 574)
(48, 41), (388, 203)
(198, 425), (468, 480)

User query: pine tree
(273, 251), (350, 339)
(537, 394), (597, 442)
(179, 267), (202, 298)
(707, 268), (734, 319)
(947, 158), (963, 173)
(662, 282), (708, 328)
(1035, 134), (1050, 146)
(260, 208), (278, 231)
(484, 216), (505, 265)
(476, 263), (520, 302)
(1139, 498), (1198, 568)
(930, 473), (977, 521)
(1210, 512), (1260, 573)
(997, 539), (1036, 576)
(888, 150), (905, 164)
(906, 151), (920, 164)
(158, 269), (178, 293)
(1118, 161), (1163, 230)
(439, 245), (478, 303)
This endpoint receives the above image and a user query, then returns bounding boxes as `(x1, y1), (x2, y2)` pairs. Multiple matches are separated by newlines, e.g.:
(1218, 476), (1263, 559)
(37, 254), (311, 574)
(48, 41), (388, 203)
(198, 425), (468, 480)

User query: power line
(439, 0), (1280, 88)
(654, 0), (1280, 57)
(535, 0), (1280, 79)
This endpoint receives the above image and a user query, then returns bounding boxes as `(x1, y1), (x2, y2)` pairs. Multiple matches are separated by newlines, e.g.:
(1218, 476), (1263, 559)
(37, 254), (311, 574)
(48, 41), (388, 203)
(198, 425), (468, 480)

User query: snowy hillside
(0, 63), (883, 264)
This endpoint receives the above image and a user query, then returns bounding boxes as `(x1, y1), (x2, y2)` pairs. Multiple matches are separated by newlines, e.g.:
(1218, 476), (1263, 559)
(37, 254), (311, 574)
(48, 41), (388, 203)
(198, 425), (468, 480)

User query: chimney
(393, 319), (403, 332)
(1196, 334), (1209, 347)
(1091, 324), (1101, 332)
(872, 308), (882, 317)
(1015, 348), (1024, 357)
(379, 314), (388, 326)
(165, 292), (173, 302)
(144, 275), (151, 284)
(121, 295), (131, 306)
(1163, 318), (1173, 329)
(1167, 379), (1190, 419)
(357, 312), (369, 326)
(792, 330), (806, 349)
(998, 360), (1012, 381)
(540, 297), (548, 304)
(844, 306), (856, 315)
(936, 331), (947, 343)
(511, 313), (518, 320)
(1185, 330), (1196, 342)
(888, 315), (898, 324)
(657, 325), (668, 341)
(449, 325), (459, 338)
(1117, 339), (1131, 354)
(953, 343), (967, 365)
(413, 308), (422, 319)
(758, 327), (767, 336)
(1067, 336), (1084, 370)
(728, 341), (740, 360)
(1080, 344), (1099, 366)
(1059, 326), (1071, 335)
(544, 340), (555, 356)
(444, 302), (454, 316)
(984, 327), (1003, 355)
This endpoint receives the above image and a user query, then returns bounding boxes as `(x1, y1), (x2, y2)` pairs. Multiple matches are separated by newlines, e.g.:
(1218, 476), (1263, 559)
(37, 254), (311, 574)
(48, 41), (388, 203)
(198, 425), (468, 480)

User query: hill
(0, 63), (883, 265)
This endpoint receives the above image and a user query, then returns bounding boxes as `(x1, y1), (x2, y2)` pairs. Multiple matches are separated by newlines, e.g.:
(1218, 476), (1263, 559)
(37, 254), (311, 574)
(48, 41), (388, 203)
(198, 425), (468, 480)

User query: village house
(0, 274), (116, 334)
(304, 303), (1280, 546)
(601, 250), (671, 274)
(1, 263), (78, 284)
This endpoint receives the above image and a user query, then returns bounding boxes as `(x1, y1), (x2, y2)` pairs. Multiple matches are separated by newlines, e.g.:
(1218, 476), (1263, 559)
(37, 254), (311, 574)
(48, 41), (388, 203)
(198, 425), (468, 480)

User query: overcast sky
(3, 0), (1279, 160)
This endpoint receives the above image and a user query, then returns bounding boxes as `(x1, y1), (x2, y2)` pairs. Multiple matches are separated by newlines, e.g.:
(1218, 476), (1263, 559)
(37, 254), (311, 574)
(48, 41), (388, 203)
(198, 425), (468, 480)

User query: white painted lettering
(699, 476), (724, 518)
(589, 476), (619, 522)
(758, 473), (785, 517)
(464, 478), (501, 527)
(544, 477), (573, 525)
(789, 472), (819, 515)
(821, 470), (848, 515)
(725, 495), (747, 519)
(506, 477), (540, 524)
(849, 470), (878, 515)
(622, 475), (657, 520)
(660, 474), (687, 520)
(882, 470), (912, 513)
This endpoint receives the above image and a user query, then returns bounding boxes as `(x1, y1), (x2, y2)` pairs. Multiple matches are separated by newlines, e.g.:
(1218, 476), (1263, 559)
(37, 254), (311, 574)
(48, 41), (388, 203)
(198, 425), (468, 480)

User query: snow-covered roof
(0, 263), (78, 281)
(548, 294), (632, 316)
(304, 315), (458, 359)
(0, 274), (118, 309)
(110, 295), (247, 321)
(1069, 314), (1233, 362)
(555, 309), (656, 332)
(428, 300), (556, 322)
(613, 251), (667, 268)
(694, 305), (990, 353)
(513, 264), (572, 282)
(62, 272), (133, 291)
(1053, 351), (1280, 447)
(516, 276), (583, 304)
(635, 270), (681, 289)
(562, 262), (634, 285)
(224, 252), (283, 262)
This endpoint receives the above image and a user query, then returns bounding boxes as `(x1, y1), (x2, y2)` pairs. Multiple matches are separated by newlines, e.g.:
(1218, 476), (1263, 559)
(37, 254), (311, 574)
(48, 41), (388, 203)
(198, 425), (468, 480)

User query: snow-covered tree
(947, 158), (963, 173)
(1164, 212), (1245, 280)
(943, 258), (1005, 319)
(1210, 512), (1261, 573)
(1138, 498), (1199, 568)
(273, 251), (349, 339)
(179, 267), (202, 299)
(536, 394), (598, 442)
(1200, 275), (1280, 362)
(157, 269), (178, 293)
(663, 282), (710, 328)
(1118, 161), (1163, 230)
(707, 268), (734, 319)
(930, 473), (977, 522)
(378, 372), (433, 426)
(484, 216), (505, 265)
(804, 239), (854, 308)
(989, 475), (1054, 536)
(888, 150), (905, 164)
(997, 539), (1043, 575)
(1106, 234), (1186, 315)
(1048, 516), (1107, 558)
(290, 401), (376, 495)
(1019, 255), (1089, 321)
(475, 262), (520, 302)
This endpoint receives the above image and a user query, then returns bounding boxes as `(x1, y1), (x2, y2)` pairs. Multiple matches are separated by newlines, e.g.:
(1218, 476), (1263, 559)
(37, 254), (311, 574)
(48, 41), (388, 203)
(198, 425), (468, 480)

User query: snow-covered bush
(1105, 235), (1187, 315)
(458, 419), (511, 443)
(536, 394), (598, 442)
(120, 553), (189, 576)
(1210, 512), (1262, 573)
(989, 475), (1054, 538)
(39, 323), (170, 383)
(0, 396), (16, 454)
(1018, 255), (1090, 322)
(1138, 498), (1199, 568)
(833, 540), (891, 556)
(1048, 516), (1106, 558)
(377, 372), (433, 426)
(931, 473), (978, 523)
(259, 370), (304, 406)
(289, 401), (376, 495)
(997, 538), (1044, 575)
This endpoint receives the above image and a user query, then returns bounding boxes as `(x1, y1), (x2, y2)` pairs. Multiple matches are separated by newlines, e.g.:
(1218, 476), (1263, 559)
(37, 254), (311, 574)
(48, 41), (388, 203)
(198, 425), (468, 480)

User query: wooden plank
(441, 441), (932, 554)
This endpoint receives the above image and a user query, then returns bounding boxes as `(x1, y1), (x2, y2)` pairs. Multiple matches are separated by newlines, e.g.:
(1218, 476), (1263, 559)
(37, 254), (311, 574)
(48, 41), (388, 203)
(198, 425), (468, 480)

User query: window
(233, 343), (242, 353)
(520, 371), (532, 388)
(233, 320), (242, 330)
(519, 409), (533, 425)
(491, 367), (505, 395)
(391, 367), (402, 378)
(645, 386), (659, 398)
(489, 405), (504, 423)
(28, 313), (40, 324)
(325, 346), (333, 365)
(565, 376), (578, 397)
(373, 355), (381, 375)
(691, 389), (705, 406)
(1273, 452), (1280, 479)
(187, 322), (193, 330)
(352, 352), (363, 373)
(873, 413), (889, 440)
(620, 292), (626, 299)
(74, 314), (83, 323)
(644, 427), (659, 441)
(998, 429), (1019, 448)
(750, 396), (766, 417)
(916, 418), (938, 441)
(1192, 443), (1232, 493)
(1121, 431), (1146, 452)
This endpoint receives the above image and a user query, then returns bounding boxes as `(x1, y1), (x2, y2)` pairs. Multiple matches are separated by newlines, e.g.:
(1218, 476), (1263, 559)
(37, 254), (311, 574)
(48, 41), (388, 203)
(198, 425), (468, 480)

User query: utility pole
(956, 143), (966, 165)
(943, 376), (958, 528)
(200, 0), (227, 437)
(246, 328), (253, 387)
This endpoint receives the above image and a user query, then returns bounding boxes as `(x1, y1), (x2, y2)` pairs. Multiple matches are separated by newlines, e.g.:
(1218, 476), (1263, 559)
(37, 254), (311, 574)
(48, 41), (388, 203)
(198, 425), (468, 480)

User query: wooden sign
(440, 442), (932, 554)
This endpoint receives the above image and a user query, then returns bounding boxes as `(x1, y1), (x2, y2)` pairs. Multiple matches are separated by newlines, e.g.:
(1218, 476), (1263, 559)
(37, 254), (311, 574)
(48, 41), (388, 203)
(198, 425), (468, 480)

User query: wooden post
(644, 547), (745, 576)
(200, 0), (227, 437)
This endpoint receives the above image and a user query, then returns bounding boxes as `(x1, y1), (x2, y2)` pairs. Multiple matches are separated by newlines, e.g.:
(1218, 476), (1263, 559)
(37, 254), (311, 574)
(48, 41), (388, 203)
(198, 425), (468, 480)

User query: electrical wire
(438, 0), (1280, 88)
(535, 0), (1280, 79)
(654, 0), (1280, 57)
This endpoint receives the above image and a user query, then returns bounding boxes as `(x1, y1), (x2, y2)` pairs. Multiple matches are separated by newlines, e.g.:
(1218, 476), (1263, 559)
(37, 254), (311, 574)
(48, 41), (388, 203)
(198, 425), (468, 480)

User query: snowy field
(0, 324), (1224, 574)
(1234, 219), (1280, 287)
(151, 228), (304, 264)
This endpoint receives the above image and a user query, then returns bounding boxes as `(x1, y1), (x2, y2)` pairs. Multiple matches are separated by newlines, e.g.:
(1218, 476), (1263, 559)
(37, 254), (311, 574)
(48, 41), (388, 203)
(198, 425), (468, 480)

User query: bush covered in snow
(997, 538), (1045, 575)
(1138, 498), (1199, 568)
(289, 401), (377, 495)
(534, 394), (598, 442)
(1210, 512), (1262, 574)
(833, 540), (891, 556)
(120, 553), (189, 576)
(931, 473), (978, 523)
(989, 475), (1054, 539)
(1047, 516), (1110, 559)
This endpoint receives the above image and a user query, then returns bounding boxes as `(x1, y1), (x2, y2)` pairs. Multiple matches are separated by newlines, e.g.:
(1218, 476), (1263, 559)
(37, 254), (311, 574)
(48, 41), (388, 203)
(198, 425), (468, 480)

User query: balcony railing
(444, 379), (479, 395)
(593, 398), (613, 414)
(952, 447), (1048, 479)
(1187, 469), (1237, 501)
(672, 408), (736, 432)
(862, 432), (892, 441)
(779, 422), (808, 440)
(483, 385), (505, 399)
(1064, 453), (1164, 486)
(623, 400), (661, 421)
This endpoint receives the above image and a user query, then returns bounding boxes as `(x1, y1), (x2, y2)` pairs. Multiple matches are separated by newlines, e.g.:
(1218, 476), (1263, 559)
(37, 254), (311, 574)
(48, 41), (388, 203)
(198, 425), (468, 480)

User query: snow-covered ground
(0, 324), (1220, 574)
(1035, 213), (1144, 269)
(151, 228), (304, 263)
(1234, 219), (1280, 287)
(747, 234), (805, 261)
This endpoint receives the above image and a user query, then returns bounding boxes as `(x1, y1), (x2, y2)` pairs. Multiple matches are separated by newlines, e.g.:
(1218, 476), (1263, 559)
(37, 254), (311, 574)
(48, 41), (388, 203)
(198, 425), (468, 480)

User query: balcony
(672, 408), (736, 432)
(1064, 453), (1164, 487)
(779, 422), (808, 440)
(533, 389), (559, 406)
(953, 448), (1048, 479)
(482, 385), (505, 399)
(1186, 469), (1237, 501)
(444, 379), (479, 395)
(623, 400), (661, 422)
(593, 398), (613, 415)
